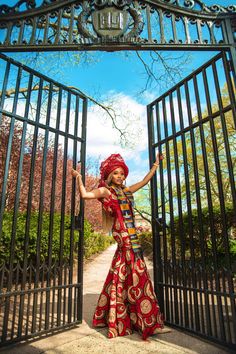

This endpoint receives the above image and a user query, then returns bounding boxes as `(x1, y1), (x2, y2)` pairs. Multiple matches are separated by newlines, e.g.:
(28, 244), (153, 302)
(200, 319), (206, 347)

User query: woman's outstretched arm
(128, 153), (164, 194)
(71, 169), (110, 199)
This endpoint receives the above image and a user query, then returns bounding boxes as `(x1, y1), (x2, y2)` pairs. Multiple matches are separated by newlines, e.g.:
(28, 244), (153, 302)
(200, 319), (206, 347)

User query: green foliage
(0, 211), (113, 265)
(137, 204), (236, 269)
(83, 220), (114, 258)
(172, 204), (236, 261)
(138, 231), (153, 255)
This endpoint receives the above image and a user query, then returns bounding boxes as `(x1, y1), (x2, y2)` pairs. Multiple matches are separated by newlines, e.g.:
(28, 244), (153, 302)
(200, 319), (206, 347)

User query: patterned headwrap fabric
(99, 154), (129, 187)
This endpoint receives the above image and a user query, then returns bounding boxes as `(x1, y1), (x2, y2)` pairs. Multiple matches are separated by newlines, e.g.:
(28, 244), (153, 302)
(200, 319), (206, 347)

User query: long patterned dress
(92, 186), (164, 339)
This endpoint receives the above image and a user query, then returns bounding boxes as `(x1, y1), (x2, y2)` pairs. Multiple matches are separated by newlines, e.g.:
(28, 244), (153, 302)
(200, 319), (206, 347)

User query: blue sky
(0, 0), (235, 184)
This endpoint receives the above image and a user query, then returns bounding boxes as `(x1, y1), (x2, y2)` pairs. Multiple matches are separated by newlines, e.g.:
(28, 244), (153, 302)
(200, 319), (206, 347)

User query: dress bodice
(101, 187), (133, 234)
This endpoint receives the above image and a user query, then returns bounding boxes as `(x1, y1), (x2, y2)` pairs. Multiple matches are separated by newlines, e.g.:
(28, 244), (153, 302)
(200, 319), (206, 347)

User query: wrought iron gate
(147, 51), (236, 350)
(0, 53), (87, 346)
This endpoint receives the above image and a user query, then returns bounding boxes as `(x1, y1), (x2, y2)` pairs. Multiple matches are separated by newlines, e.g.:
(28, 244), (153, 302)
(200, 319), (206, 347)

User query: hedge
(138, 204), (236, 266)
(0, 211), (114, 265)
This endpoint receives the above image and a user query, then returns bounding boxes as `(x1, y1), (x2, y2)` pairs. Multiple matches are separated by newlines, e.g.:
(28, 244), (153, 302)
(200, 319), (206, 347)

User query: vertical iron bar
(77, 98), (87, 322)
(17, 20), (24, 45)
(47, 86), (62, 329)
(0, 60), (10, 124)
(196, 19), (203, 44)
(54, 9), (62, 45)
(10, 263), (20, 340)
(39, 264), (45, 332)
(168, 92), (182, 323)
(68, 95), (79, 323)
(202, 66), (226, 341)
(155, 101), (166, 318)
(171, 14), (178, 44)
(68, 4), (74, 44)
(0, 60), (11, 238)
(183, 17), (190, 44)
(221, 269), (232, 343)
(1, 66), (22, 342)
(176, 85), (192, 328)
(51, 263), (57, 328)
(162, 96), (179, 324)
(170, 91), (186, 325)
(146, 5), (152, 43)
(43, 13), (49, 45)
(63, 265), (67, 325)
(147, 104), (163, 312)
(30, 76), (44, 334)
(42, 81), (53, 331)
(57, 91), (71, 326)
(159, 9), (165, 44)
(29, 18), (37, 45)
(185, 78), (206, 332)
(192, 72), (218, 337)
(25, 261), (33, 336)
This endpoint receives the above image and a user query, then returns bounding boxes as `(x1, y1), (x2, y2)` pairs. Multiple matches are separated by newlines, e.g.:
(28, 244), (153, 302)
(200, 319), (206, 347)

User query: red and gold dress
(92, 186), (164, 339)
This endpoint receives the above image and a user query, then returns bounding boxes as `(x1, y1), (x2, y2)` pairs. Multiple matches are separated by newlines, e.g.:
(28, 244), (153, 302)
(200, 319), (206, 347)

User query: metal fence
(147, 51), (236, 350)
(0, 53), (87, 346)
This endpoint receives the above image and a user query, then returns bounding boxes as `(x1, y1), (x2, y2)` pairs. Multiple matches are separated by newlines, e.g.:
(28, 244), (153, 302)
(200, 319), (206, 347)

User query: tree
(0, 115), (103, 230)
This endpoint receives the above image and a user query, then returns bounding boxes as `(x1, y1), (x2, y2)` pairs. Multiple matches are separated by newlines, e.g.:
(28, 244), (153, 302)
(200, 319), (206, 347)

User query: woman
(71, 153), (170, 339)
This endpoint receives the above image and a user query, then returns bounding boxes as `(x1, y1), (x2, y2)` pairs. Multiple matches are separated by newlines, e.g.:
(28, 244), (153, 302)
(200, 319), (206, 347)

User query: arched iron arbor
(0, 0), (235, 53)
(0, 0), (236, 350)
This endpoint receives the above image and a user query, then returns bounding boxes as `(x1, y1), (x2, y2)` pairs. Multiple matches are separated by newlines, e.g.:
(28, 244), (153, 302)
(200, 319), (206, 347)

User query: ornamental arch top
(0, 0), (235, 52)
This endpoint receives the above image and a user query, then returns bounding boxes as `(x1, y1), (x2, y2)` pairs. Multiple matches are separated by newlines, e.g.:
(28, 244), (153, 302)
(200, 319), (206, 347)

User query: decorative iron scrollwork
(161, 0), (236, 13)
(0, 0), (235, 50)
(0, 0), (59, 15)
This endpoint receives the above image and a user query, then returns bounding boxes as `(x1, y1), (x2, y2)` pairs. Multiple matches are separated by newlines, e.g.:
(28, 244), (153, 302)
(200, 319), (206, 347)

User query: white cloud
(86, 91), (149, 164)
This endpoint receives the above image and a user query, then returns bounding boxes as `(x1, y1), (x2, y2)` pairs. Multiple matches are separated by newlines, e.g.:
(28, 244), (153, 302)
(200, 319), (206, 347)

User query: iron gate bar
(185, 74), (214, 335)
(0, 52), (87, 346)
(4, 66), (23, 342)
(77, 97), (87, 324)
(147, 50), (236, 349)
(17, 71), (33, 338)
(162, 95), (180, 326)
(68, 94), (79, 325)
(31, 76), (44, 335)
(192, 72), (218, 337)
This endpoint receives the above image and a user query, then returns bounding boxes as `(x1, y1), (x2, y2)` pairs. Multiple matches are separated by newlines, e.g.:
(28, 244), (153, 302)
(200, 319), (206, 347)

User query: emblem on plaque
(77, 1), (144, 41)
(92, 7), (128, 37)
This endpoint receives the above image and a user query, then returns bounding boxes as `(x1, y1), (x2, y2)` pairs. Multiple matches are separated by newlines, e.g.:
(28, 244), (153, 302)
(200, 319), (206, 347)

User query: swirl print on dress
(93, 188), (164, 339)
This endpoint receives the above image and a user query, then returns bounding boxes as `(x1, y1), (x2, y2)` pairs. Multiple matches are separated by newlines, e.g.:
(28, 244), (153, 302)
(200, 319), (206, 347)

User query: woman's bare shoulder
(99, 186), (111, 197)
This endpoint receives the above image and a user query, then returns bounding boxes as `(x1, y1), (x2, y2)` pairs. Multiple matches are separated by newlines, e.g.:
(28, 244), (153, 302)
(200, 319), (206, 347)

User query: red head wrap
(98, 153), (129, 187)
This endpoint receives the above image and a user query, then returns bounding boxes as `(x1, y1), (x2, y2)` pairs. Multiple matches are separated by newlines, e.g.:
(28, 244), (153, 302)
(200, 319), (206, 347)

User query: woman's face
(111, 167), (125, 186)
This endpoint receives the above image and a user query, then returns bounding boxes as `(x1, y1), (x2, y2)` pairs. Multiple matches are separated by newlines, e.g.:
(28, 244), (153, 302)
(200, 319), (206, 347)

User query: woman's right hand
(71, 169), (82, 179)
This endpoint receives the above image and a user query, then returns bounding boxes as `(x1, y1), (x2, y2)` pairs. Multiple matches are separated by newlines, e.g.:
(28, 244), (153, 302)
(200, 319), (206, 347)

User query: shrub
(0, 211), (113, 266)
(138, 231), (153, 255)
(172, 204), (236, 261)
